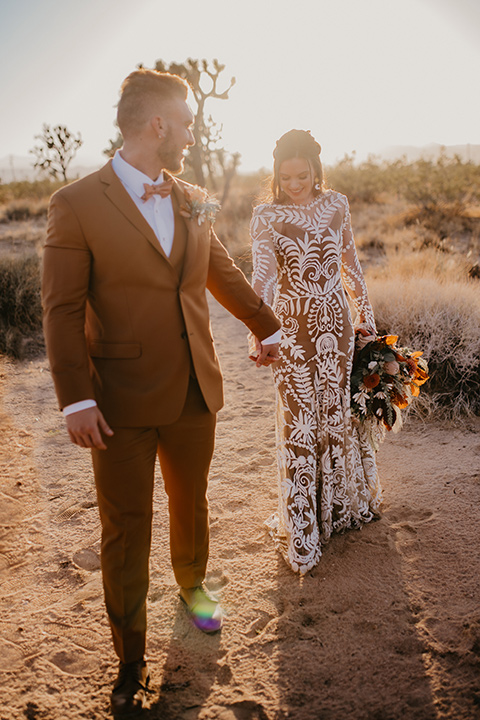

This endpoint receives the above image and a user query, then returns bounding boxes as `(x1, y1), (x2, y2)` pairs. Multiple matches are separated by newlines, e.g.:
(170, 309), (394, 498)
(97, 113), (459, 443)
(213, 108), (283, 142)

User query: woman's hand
(355, 324), (376, 350)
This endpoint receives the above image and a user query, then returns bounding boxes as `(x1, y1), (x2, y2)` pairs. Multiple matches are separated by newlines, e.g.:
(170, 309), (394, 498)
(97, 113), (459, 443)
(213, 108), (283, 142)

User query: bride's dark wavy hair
(270, 129), (325, 204)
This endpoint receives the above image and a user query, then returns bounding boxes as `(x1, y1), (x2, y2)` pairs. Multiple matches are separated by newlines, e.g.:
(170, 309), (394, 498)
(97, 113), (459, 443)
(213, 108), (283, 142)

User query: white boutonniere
(179, 185), (221, 225)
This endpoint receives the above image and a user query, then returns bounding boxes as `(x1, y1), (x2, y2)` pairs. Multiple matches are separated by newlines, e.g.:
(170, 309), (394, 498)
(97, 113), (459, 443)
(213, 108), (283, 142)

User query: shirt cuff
(261, 330), (282, 346)
(63, 399), (97, 417)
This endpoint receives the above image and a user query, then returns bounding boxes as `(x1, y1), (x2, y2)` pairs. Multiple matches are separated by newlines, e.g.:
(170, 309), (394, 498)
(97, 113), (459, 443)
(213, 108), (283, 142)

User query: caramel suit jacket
(42, 161), (280, 426)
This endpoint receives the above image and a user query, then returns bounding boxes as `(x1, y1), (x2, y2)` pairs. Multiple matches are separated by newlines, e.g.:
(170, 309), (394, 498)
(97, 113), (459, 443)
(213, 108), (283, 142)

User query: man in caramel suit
(42, 69), (280, 717)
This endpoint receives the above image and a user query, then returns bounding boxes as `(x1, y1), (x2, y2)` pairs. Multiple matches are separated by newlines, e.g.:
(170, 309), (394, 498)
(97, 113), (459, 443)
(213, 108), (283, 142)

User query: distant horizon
(2, 141), (480, 184)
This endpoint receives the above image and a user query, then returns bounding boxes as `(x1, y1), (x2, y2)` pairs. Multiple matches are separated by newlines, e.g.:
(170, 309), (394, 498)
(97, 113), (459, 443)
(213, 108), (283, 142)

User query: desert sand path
(1, 296), (479, 720)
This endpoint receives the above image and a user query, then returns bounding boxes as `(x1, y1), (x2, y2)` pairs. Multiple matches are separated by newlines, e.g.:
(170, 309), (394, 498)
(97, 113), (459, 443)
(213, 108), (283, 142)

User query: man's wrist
(261, 329), (282, 346)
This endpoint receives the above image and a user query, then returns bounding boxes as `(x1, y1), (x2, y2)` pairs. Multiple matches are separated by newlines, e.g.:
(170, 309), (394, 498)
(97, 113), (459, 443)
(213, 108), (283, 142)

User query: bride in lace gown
(250, 130), (382, 574)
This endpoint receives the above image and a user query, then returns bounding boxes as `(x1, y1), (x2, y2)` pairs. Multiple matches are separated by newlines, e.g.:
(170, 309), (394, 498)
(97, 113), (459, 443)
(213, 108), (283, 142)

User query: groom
(42, 68), (280, 717)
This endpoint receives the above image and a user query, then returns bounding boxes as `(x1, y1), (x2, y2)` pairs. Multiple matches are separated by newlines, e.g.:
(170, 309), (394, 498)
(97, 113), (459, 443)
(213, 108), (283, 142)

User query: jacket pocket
(88, 341), (142, 359)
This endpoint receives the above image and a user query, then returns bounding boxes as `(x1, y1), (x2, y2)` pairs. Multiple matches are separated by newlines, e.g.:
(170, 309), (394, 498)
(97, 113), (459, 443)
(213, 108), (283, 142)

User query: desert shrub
(399, 156), (480, 211)
(366, 247), (472, 284)
(326, 155), (392, 203)
(0, 179), (61, 204)
(367, 275), (480, 418)
(0, 197), (49, 222)
(326, 155), (480, 210)
(0, 254), (43, 359)
(401, 203), (480, 251)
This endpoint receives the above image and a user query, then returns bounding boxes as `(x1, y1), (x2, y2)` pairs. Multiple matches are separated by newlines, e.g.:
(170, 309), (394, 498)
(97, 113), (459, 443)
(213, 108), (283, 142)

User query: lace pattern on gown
(251, 191), (382, 574)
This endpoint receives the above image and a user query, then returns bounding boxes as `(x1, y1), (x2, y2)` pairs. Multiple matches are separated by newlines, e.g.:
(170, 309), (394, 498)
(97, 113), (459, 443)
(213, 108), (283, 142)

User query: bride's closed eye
(280, 174), (309, 181)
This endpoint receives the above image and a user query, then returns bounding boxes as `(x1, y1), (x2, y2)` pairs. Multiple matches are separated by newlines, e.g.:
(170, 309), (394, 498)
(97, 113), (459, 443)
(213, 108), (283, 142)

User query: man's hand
(65, 406), (114, 450)
(249, 338), (280, 368)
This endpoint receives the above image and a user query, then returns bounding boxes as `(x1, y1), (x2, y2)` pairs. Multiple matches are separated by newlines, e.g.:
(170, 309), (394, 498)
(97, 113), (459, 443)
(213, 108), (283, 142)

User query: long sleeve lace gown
(251, 190), (382, 574)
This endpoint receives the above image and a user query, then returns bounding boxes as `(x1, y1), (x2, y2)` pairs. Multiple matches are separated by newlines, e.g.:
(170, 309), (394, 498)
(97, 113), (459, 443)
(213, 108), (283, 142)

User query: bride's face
(278, 157), (314, 205)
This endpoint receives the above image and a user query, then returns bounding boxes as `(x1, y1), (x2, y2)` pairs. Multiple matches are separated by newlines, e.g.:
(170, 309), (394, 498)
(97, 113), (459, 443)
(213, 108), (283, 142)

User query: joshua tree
(31, 124), (83, 182)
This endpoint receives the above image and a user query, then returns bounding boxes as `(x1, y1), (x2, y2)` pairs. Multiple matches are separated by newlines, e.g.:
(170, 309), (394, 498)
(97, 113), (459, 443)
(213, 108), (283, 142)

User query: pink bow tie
(141, 179), (174, 202)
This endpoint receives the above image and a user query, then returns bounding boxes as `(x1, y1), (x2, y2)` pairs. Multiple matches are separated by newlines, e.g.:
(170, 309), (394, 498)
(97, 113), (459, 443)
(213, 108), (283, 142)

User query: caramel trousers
(91, 378), (216, 663)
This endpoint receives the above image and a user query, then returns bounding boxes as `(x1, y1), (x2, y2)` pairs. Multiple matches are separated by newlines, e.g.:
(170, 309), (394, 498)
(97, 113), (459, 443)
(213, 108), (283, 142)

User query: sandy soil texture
(1, 296), (480, 720)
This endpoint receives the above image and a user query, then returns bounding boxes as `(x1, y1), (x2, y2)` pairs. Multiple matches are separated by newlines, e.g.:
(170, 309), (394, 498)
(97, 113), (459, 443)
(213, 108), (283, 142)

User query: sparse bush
(0, 254), (43, 359)
(367, 275), (480, 418)
(399, 155), (480, 211)
(0, 179), (61, 204)
(326, 155), (392, 203)
(0, 198), (49, 222)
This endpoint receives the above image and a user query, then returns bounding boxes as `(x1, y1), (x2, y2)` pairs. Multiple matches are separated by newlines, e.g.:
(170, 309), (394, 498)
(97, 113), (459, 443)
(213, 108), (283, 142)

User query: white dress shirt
(112, 150), (175, 257)
(63, 152), (280, 417)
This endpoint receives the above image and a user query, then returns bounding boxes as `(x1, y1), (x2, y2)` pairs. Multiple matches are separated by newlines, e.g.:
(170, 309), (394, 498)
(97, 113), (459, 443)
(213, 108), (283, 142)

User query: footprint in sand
(43, 622), (99, 652)
(205, 700), (269, 720)
(240, 541), (265, 555)
(0, 494), (22, 525)
(243, 611), (275, 638)
(206, 569), (229, 591)
(55, 501), (85, 522)
(47, 646), (97, 676)
(55, 498), (97, 522)
(0, 638), (25, 672)
(387, 506), (434, 526)
(72, 548), (101, 571)
(236, 446), (255, 458)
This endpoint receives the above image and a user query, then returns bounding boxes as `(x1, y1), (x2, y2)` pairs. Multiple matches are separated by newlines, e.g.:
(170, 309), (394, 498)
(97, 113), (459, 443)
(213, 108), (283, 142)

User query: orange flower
(363, 373), (380, 389)
(385, 335), (398, 346)
(413, 365), (429, 385)
(391, 390), (410, 409)
(406, 358), (417, 373)
(184, 185), (208, 203)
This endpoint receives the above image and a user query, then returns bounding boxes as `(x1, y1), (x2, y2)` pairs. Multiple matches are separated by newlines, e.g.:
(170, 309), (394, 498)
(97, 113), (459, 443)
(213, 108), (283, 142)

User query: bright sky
(1, 0), (479, 172)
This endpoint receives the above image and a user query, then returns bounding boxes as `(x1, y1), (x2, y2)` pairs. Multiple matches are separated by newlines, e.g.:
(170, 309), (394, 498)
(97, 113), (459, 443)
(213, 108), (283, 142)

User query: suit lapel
(170, 176), (202, 284)
(99, 161), (173, 267)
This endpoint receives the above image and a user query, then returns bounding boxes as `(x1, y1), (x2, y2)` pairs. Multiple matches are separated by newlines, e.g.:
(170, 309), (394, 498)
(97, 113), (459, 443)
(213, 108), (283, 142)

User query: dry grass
(0, 253), (44, 359)
(0, 218), (46, 258)
(367, 274), (480, 417)
(0, 197), (50, 222)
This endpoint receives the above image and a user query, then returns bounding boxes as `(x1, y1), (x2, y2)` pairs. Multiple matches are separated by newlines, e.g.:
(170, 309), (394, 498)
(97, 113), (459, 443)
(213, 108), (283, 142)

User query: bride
(250, 129), (382, 574)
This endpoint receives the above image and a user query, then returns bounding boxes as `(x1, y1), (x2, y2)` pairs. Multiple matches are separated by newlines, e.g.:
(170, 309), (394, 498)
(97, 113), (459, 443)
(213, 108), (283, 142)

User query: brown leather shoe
(110, 659), (149, 717)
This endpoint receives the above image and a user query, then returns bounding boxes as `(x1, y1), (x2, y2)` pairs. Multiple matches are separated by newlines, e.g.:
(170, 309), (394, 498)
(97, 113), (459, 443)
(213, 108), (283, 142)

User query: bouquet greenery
(350, 335), (429, 447)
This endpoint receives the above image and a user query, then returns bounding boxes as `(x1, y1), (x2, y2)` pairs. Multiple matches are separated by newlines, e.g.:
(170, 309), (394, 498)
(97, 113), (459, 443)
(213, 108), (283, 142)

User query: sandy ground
(1, 295), (480, 720)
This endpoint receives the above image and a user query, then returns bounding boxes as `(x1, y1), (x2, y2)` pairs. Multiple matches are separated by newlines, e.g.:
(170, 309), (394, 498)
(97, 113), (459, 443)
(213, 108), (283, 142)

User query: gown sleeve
(250, 205), (278, 307)
(340, 196), (376, 333)
(249, 205), (279, 353)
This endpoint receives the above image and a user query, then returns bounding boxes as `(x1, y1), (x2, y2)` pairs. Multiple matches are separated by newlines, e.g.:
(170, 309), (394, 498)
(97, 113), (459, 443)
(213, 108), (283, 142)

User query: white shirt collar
(111, 150), (164, 199)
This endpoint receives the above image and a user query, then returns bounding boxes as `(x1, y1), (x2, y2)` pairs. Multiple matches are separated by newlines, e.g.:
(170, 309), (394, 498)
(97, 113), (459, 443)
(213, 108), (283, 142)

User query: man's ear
(152, 115), (166, 139)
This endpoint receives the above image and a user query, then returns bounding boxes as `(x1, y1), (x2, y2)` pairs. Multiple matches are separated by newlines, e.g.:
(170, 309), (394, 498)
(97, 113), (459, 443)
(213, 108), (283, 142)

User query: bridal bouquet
(350, 334), (429, 447)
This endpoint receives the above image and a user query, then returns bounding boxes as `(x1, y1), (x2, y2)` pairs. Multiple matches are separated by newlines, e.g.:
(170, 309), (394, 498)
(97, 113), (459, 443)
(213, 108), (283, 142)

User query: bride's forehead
(279, 157), (311, 175)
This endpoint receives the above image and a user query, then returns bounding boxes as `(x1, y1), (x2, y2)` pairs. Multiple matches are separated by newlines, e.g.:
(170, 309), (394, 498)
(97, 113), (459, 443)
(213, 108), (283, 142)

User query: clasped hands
(249, 338), (280, 368)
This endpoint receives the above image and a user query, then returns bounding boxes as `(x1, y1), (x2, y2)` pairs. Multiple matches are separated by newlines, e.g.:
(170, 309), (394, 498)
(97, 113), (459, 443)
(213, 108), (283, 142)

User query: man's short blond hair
(117, 69), (189, 137)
